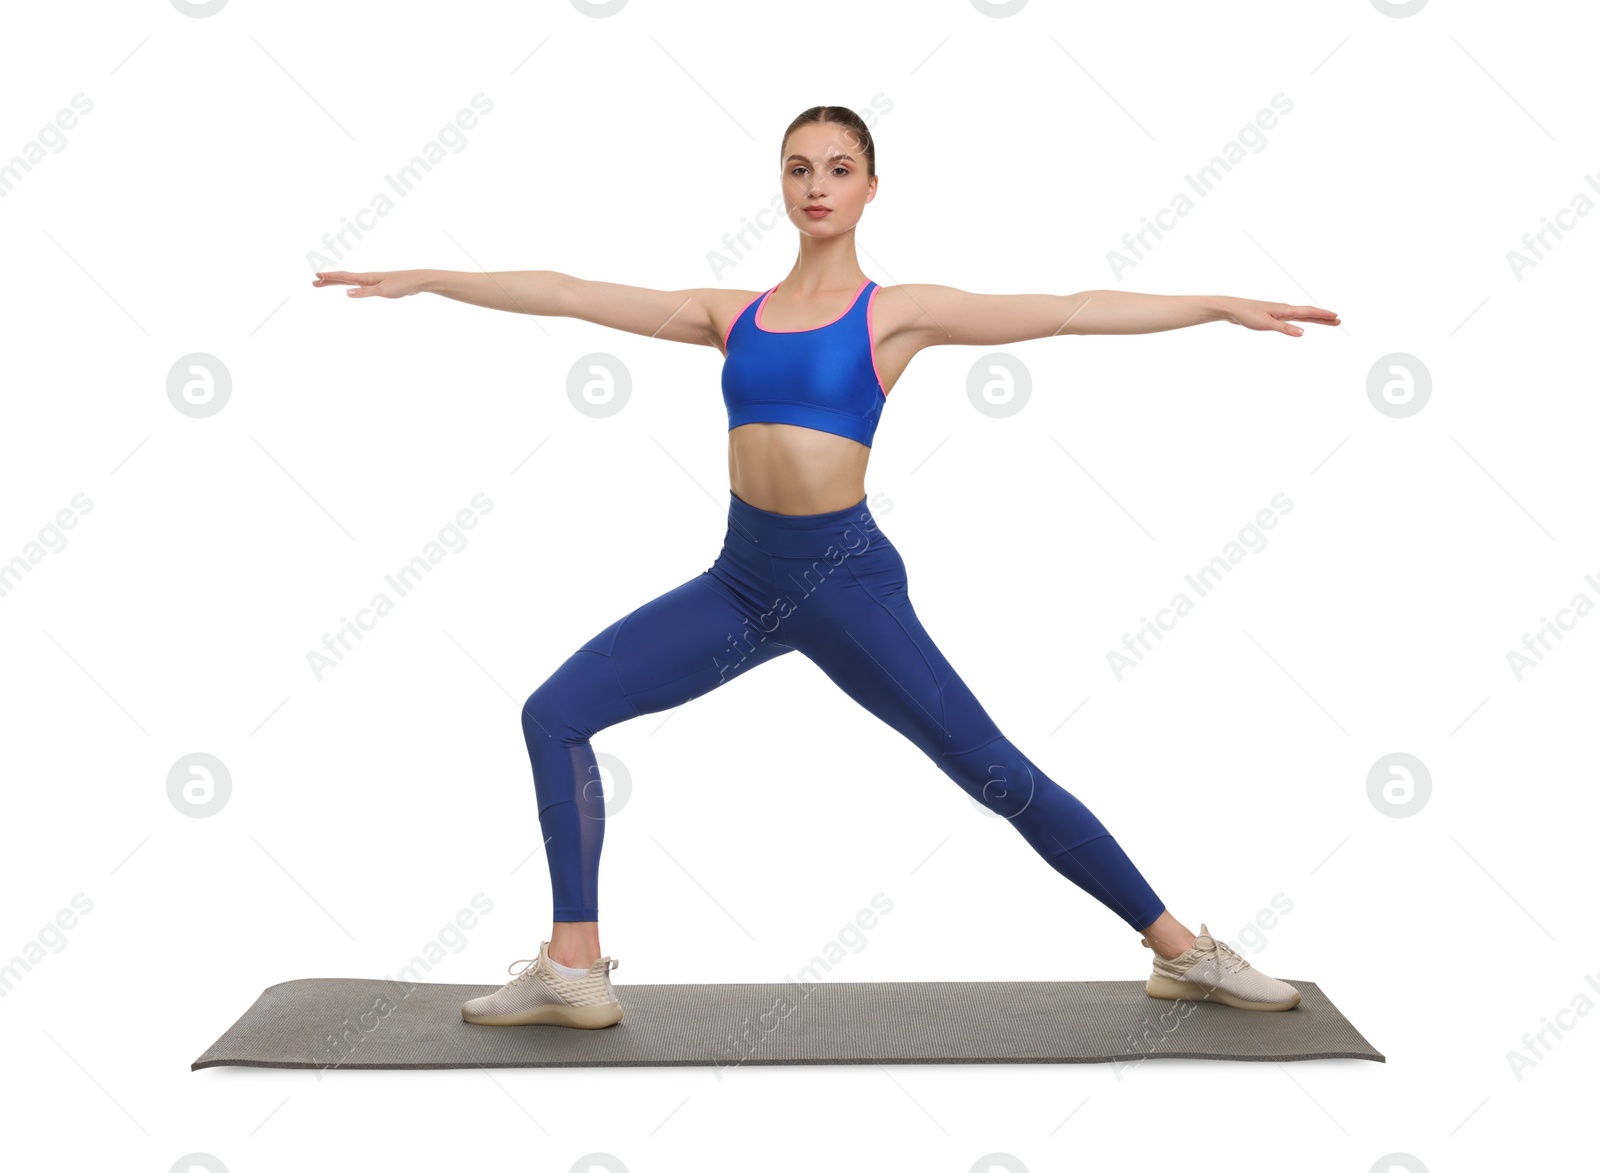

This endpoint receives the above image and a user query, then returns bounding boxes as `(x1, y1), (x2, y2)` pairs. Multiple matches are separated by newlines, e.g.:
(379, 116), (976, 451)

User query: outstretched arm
(889, 284), (1339, 348)
(311, 269), (733, 349)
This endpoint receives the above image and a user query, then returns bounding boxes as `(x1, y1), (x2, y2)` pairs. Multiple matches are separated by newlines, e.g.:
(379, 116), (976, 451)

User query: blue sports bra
(721, 277), (888, 448)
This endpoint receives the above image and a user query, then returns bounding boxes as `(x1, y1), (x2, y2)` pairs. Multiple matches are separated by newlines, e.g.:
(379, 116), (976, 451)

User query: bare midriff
(727, 422), (871, 515)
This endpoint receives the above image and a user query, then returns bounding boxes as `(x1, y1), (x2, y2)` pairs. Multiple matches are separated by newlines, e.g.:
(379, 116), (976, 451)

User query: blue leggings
(521, 490), (1166, 932)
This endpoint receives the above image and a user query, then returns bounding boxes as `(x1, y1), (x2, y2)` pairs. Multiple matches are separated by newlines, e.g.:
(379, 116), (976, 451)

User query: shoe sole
(1144, 974), (1301, 1012)
(461, 1001), (624, 1029)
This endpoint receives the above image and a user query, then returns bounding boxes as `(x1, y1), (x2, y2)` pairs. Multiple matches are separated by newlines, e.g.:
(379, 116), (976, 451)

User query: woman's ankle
(549, 921), (602, 968)
(550, 952), (601, 970)
(1140, 911), (1196, 960)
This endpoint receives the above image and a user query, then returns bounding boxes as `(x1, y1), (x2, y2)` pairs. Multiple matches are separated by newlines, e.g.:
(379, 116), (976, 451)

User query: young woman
(314, 106), (1339, 1030)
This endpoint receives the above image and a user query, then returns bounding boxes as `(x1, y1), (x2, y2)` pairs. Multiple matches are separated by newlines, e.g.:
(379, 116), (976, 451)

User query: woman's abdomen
(727, 422), (870, 515)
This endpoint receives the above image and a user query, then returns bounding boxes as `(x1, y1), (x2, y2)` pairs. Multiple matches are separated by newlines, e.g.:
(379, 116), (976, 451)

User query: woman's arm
(312, 269), (739, 350)
(884, 284), (1339, 349)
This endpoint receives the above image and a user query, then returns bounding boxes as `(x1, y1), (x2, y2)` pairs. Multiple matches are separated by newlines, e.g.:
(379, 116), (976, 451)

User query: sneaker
(461, 940), (623, 1028)
(1141, 923), (1301, 1012)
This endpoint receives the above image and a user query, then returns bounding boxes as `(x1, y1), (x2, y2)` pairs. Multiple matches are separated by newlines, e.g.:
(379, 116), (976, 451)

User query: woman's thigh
(772, 540), (1005, 763)
(536, 570), (796, 728)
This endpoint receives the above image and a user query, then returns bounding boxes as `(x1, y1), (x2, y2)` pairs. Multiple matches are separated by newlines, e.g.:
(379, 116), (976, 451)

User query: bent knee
(522, 650), (633, 742)
(521, 686), (551, 725)
(522, 683), (581, 743)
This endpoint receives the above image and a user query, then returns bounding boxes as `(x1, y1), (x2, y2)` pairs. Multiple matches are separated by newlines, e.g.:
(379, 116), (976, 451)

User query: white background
(1, 0), (1593, 1170)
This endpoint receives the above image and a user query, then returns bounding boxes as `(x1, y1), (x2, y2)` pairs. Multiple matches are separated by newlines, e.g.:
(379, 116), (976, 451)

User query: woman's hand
(1215, 296), (1340, 337)
(311, 270), (431, 298)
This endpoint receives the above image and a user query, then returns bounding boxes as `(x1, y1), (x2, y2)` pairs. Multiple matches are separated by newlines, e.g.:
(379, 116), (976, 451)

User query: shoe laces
(1194, 927), (1251, 975)
(506, 958), (540, 985)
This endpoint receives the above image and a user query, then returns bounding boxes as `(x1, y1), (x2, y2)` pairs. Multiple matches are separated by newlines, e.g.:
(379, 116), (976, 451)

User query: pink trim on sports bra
(753, 277), (873, 334)
(866, 284), (887, 398)
(723, 288), (768, 352)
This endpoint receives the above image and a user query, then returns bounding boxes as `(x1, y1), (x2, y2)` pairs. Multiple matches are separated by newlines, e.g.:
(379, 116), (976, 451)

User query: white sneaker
(1142, 923), (1301, 1012)
(461, 940), (623, 1028)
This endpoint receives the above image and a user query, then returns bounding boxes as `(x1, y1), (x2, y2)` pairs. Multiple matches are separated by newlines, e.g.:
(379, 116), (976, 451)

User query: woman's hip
(721, 488), (885, 560)
(709, 488), (907, 632)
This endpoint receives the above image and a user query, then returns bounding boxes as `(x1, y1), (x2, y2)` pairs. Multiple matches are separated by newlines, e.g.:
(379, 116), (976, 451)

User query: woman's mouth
(803, 207), (831, 218)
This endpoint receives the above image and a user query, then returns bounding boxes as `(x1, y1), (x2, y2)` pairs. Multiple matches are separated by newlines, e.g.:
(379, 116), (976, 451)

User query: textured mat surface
(192, 977), (1382, 1070)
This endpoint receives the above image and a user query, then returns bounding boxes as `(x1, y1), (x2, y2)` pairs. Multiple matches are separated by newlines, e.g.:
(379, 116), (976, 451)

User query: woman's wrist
(1202, 295), (1238, 325)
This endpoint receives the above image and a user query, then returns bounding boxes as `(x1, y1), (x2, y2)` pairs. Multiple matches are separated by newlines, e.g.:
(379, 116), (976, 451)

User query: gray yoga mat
(191, 976), (1382, 1070)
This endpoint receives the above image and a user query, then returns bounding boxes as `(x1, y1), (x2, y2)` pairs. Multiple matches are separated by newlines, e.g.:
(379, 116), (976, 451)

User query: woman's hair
(781, 106), (876, 179)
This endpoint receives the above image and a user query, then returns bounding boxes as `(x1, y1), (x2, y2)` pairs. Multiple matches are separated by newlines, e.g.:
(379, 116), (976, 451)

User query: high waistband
(724, 489), (885, 558)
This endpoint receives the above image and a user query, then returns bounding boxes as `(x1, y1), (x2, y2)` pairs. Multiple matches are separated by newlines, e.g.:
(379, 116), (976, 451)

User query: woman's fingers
(1243, 306), (1312, 335)
(311, 270), (381, 288)
(311, 271), (418, 299)
(312, 270), (404, 298)
(1277, 304), (1340, 324)
(1238, 303), (1339, 332)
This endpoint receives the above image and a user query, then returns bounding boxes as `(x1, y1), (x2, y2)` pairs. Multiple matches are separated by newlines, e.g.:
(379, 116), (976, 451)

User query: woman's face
(781, 121), (876, 235)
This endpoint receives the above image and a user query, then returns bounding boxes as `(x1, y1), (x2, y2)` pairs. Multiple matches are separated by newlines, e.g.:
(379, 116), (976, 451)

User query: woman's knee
(521, 681), (573, 745)
(522, 649), (627, 745)
(940, 737), (1040, 821)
